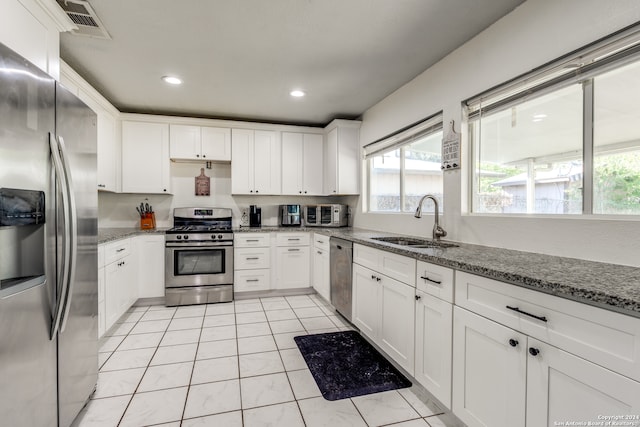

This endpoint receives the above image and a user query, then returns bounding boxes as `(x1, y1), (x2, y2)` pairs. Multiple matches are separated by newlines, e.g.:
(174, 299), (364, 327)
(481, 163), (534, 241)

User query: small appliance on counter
(279, 204), (302, 226)
(249, 205), (262, 227)
(304, 204), (349, 227)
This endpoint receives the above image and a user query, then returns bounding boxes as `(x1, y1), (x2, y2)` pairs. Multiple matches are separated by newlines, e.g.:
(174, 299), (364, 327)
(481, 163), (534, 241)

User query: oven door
(165, 243), (233, 288)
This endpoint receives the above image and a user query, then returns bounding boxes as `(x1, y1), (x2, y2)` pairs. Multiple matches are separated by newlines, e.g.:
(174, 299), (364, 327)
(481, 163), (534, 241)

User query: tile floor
(73, 294), (457, 427)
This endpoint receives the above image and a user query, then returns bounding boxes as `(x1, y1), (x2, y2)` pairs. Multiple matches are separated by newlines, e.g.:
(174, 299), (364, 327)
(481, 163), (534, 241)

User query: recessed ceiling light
(162, 76), (182, 85)
(290, 90), (305, 97)
(533, 114), (547, 119)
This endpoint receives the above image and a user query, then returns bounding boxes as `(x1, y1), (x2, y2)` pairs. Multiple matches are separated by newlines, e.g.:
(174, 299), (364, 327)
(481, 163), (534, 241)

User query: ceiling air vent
(56, 0), (111, 39)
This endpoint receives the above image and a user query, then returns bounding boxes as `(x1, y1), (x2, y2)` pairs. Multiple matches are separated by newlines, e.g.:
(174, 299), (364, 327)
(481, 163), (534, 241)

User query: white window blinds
(363, 112), (443, 159)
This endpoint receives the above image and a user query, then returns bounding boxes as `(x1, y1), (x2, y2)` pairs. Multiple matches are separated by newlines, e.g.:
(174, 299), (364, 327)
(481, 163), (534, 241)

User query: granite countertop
(99, 225), (640, 319)
(312, 228), (640, 319)
(98, 227), (168, 244)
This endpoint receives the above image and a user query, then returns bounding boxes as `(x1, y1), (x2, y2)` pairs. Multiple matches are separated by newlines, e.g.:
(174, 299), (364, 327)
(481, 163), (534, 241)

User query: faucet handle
(434, 225), (447, 240)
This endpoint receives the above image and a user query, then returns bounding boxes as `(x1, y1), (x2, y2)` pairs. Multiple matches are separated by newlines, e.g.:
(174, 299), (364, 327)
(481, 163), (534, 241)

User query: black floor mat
(294, 330), (411, 401)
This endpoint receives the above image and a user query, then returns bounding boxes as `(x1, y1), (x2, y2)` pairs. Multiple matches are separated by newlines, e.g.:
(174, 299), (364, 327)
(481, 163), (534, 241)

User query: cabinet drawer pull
(288, 248), (300, 252)
(317, 251), (322, 255)
(287, 238), (300, 241)
(506, 305), (547, 323)
(420, 275), (442, 285)
(116, 248), (126, 253)
(246, 239), (259, 242)
(246, 279), (259, 282)
(246, 257), (259, 260)
(509, 339), (519, 347)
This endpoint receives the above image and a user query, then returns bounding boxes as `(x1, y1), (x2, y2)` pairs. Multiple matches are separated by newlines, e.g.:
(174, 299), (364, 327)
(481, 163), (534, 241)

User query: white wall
(354, 0), (640, 267)
(99, 162), (357, 228)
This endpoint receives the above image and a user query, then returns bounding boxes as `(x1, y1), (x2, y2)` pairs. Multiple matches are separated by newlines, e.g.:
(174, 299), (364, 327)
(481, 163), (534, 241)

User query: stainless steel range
(165, 208), (234, 306)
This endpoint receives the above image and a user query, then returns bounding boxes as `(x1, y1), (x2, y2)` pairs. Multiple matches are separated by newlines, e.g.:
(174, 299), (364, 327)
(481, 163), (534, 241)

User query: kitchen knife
(136, 206), (142, 217)
(145, 202), (150, 213)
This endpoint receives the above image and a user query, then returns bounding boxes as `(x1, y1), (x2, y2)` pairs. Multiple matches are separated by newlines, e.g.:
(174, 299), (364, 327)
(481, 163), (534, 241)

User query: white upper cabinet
(281, 132), (323, 195)
(61, 61), (120, 192)
(121, 120), (171, 194)
(231, 128), (281, 195)
(0, 0), (72, 79)
(170, 124), (231, 161)
(324, 120), (361, 195)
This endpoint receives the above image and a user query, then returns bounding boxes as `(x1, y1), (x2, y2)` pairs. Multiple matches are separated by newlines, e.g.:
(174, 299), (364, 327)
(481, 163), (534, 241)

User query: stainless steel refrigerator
(0, 42), (98, 427)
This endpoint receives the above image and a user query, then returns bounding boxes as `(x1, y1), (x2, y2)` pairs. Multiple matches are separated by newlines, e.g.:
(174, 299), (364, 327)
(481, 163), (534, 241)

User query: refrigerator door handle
(56, 136), (78, 334)
(48, 133), (73, 339)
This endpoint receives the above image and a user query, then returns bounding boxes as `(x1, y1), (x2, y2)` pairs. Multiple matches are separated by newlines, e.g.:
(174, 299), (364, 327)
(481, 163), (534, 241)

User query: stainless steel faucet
(414, 194), (447, 241)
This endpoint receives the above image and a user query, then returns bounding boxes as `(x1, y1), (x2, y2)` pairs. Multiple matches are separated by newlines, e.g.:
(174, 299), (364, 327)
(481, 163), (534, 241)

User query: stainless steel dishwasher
(330, 237), (353, 322)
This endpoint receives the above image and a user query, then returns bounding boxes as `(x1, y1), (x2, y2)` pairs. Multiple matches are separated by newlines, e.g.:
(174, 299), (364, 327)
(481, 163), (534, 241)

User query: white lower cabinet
(274, 232), (311, 290)
(312, 246), (330, 300)
(104, 248), (136, 331)
(234, 233), (271, 294)
(136, 234), (165, 298)
(527, 339), (640, 426)
(452, 307), (527, 427)
(97, 246), (106, 338)
(352, 262), (415, 375)
(414, 291), (453, 409)
(275, 246), (310, 289)
(453, 306), (640, 427)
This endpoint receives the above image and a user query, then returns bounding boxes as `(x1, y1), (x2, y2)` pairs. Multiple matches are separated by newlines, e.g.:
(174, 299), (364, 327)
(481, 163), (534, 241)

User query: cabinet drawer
(276, 232), (310, 246)
(312, 233), (330, 251)
(416, 261), (454, 303)
(234, 233), (271, 248)
(455, 271), (640, 382)
(353, 244), (416, 286)
(235, 269), (270, 292)
(235, 247), (270, 269)
(103, 238), (131, 265)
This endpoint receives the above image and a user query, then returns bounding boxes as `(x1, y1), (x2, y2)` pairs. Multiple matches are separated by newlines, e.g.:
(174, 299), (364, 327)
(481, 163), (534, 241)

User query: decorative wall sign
(195, 168), (210, 196)
(441, 120), (461, 171)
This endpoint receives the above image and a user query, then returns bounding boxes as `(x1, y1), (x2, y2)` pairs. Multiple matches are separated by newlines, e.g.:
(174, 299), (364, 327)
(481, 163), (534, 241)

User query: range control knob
(184, 235), (189, 240)
(211, 235), (216, 240)
(177, 235), (182, 240)
(218, 234), (223, 239)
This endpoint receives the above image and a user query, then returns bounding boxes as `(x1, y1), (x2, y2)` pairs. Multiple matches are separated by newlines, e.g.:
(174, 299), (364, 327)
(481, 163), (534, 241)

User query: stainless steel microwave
(304, 204), (348, 227)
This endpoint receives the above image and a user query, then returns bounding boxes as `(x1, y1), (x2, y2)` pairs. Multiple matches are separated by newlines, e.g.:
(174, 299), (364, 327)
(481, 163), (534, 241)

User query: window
(365, 114), (443, 213)
(467, 24), (640, 215)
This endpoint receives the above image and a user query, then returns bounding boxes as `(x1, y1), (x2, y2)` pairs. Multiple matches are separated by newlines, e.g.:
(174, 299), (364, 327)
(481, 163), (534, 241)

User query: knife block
(140, 212), (156, 230)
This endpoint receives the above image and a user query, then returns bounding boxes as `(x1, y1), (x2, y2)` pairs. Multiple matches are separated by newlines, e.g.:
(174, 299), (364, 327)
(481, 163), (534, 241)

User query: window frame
(364, 113), (444, 213)
(464, 22), (640, 218)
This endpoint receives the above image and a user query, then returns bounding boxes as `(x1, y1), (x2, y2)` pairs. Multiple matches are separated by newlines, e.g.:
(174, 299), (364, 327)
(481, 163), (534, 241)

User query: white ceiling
(59, 0), (525, 126)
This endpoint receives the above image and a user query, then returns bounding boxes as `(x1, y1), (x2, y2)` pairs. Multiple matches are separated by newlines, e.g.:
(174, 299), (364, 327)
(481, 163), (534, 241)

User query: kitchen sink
(371, 236), (459, 248)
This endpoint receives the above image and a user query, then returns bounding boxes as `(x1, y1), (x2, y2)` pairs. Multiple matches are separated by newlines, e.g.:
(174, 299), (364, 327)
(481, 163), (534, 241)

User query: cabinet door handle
(371, 274), (376, 280)
(415, 294), (421, 301)
(196, 154), (200, 158)
(420, 275), (442, 285)
(317, 251), (322, 255)
(97, 184), (105, 188)
(506, 305), (548, 323)
(529, 347), (540, 356)
(376, 277), (381, 282)
(509, 339), (519, 347)
(116, 248), (125, 253)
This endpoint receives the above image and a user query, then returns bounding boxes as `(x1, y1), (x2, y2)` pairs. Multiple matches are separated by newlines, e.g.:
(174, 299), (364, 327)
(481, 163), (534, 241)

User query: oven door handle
(165, 242), (233, 248)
